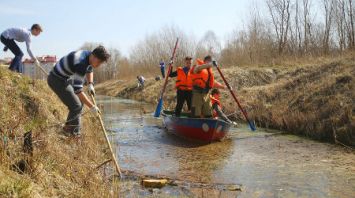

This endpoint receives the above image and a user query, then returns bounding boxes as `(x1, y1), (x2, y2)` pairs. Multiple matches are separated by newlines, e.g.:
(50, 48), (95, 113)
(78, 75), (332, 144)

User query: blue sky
(0, 0), (264, 59)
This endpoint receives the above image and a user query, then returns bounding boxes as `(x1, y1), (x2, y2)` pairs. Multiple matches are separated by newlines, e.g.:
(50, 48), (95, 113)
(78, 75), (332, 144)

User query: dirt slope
(0, 68), (115, 197)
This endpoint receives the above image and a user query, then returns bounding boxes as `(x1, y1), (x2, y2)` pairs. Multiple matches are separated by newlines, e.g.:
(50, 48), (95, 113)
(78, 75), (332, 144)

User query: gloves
(35, 59), (41, 68)
(90, 105), (101, 115)
(212, 60), (218, 67)
(88, 83), (95, 96)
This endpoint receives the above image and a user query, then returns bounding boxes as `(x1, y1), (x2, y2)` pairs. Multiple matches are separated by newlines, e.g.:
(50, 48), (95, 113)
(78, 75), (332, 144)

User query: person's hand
(90, 105), (101, 116)
(206, 62), (213, 66)
(35, 59), (41, 68)
(232, 121), (238, 127)
(88, 83), (95, 96)
(212, 60), (218, 67)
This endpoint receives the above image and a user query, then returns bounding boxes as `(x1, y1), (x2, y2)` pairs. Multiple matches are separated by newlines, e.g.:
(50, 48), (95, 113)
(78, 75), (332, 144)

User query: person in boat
(137, 75), (145, 88)
(1, 24), (43, 73)
(47, 46), (110, 136)
(168, 56), (193, 117)
(210, 88), (237, 125)
(190, 55), (225, 118)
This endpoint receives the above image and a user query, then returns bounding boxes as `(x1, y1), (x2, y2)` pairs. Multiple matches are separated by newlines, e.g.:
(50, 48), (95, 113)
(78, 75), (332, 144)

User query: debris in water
(142, 178), (169, 188)
(227, 184), (242, 191)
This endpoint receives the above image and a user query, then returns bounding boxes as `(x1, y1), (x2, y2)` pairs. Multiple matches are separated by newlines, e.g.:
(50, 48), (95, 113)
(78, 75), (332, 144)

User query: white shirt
(1, 27), (35, 59)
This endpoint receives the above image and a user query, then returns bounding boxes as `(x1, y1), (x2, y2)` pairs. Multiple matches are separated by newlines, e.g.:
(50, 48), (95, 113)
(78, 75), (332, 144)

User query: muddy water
(97, 96), (355, 198)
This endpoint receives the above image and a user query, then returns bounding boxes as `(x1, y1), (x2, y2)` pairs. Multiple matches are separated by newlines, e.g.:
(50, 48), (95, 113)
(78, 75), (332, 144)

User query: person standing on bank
(169, 56), (193, 117)
(159, 60), (165, 78)
(47, 46), (110, 136)
(0, 24), (42, 73)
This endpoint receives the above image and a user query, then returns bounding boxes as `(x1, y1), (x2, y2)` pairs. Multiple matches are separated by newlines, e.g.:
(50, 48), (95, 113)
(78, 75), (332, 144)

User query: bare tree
(195, 30), (221, 59)
(267, 0), (292, 54)
(302, 0), (312, 54)
(335, 0), (347, 50)
(346, 0), (355, 49)
(130, 25), (196, 76)
(322, 0), (335, 54)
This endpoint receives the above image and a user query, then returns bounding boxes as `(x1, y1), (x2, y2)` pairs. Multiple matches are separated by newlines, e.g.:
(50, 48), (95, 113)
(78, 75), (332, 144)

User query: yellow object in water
(142, 178), (168, 188)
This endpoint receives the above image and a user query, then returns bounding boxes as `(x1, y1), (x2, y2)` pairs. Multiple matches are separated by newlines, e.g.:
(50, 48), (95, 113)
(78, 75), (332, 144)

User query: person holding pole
(47, 46), (110, 136)
(168, 56), (193, 117)
(1, 24), (43, 73)
(190, 55), (224, 118)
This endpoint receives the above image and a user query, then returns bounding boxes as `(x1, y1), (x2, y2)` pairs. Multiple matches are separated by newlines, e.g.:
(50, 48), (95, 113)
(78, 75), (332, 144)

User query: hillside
(0, 67), (115, 197)
(97, 57), (355, 146)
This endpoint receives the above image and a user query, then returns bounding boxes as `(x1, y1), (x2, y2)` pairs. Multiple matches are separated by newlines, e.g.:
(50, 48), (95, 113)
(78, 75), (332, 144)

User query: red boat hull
(162, 110), (231, 142)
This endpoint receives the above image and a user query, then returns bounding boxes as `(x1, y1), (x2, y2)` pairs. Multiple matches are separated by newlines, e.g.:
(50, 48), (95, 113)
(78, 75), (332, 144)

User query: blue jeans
(1, 35), (24, 73)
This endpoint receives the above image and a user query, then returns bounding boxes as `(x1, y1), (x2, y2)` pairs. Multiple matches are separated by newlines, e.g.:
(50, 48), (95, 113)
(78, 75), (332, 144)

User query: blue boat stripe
(169, 116), (228, 129)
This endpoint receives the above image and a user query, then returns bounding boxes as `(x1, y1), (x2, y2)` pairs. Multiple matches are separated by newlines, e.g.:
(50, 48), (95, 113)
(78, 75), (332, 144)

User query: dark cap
(204, 55), (212, 62)
(185, 56), (192, 60)
(31, 24), (43, 32)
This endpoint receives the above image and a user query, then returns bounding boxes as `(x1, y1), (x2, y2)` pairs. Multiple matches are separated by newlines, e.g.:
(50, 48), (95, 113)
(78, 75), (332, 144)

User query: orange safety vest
(175, 67), (192, 91)
(210, 95), (221, 118)
(191, 59), (214, 90)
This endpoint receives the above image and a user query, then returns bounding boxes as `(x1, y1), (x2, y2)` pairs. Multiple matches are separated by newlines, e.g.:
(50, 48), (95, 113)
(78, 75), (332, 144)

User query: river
(97, 95), (355, 198)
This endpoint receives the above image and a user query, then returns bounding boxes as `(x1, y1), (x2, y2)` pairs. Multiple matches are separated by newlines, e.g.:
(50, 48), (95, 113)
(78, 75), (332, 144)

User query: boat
(161, 110), (232, 142)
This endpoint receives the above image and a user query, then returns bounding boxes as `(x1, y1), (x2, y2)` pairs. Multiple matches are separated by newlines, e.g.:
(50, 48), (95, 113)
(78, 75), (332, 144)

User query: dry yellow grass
(0, 67), (119, 197)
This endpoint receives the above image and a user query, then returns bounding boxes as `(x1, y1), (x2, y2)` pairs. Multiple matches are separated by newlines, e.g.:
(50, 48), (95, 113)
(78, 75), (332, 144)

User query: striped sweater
(51, 50), (93, 93)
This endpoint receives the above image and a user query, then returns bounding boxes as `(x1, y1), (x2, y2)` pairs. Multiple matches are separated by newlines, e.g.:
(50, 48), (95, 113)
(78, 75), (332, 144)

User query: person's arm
(86, 71), (93, 83)
(193, 63), (212, 73)
(72, 75), (93, 107)
(77, 92), (94, 108)
(213, 80), (226, 89)
(213, 103), (232, 123)
(84, 65), (96, 95)
(169, 70), (177, 77)
(25, 39), (36, 60)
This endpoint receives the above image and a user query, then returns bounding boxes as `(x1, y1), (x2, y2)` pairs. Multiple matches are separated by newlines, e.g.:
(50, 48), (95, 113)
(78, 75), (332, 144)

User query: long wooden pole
(90, 95), (122, 177)
(153, 38), (179, 117)
(213, 62), (256, 131)
(36, 64), (49, 76)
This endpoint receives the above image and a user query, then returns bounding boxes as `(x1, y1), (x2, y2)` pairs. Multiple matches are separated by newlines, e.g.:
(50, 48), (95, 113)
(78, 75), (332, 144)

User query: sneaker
(62, 125), (81, 137)
(72, 130), (81, 137)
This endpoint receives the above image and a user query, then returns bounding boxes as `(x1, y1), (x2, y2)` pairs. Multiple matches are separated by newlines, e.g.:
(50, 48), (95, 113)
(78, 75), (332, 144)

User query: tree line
(81, 0), (354, 82)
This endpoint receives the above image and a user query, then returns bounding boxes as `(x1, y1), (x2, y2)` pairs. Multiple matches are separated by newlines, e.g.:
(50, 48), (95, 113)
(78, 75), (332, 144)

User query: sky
(0, 0), (265, 59)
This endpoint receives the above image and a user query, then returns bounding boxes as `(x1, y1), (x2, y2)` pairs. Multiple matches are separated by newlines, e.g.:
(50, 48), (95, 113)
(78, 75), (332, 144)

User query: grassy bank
(0, 67), (118, 197)
(96, 56), (354, 147)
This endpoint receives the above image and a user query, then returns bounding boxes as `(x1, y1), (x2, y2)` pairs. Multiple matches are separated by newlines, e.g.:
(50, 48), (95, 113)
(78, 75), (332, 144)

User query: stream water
(97, 96), (355, 198)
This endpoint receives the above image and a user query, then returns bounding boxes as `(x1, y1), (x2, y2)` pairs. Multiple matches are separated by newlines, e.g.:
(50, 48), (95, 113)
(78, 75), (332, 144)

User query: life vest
(210, 95), (221, 118)
(175, 67), (192, 91)
(191, 59), (214, 90)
